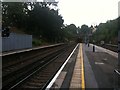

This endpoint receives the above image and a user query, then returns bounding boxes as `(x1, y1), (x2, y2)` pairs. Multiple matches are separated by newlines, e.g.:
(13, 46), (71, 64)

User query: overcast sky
(2, 0), (120, 27)
(57, 0), (120, 27)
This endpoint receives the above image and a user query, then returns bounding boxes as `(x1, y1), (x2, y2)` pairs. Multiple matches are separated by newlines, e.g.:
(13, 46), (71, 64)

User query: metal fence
(2, 33), (32, 52)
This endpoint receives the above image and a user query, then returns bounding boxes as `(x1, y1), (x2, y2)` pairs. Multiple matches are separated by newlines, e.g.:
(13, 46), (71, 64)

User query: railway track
(3, 45), (64, 76)
(2, 43), (77, 89)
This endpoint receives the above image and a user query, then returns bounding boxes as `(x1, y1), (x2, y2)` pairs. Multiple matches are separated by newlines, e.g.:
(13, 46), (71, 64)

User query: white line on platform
(90, 44), (118, 58)
(95, 62), (104, 65)
(45, 44), (79, 90)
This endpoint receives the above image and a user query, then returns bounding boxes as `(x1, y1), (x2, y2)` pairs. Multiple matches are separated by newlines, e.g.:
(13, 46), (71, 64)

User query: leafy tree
(2, 2), (29, 29)
(2, 2), (64, 43)
(92, 18), (118, 44)
(62, 24), (78, 41)
(78, 24), (91, 43)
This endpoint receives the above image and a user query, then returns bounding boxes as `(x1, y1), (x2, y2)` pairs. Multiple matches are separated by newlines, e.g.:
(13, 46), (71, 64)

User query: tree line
(79, 18), (119, 45)
(2, 2), (81, 44)
(2, 2), (64, 43)
(92, 17), (119, 44)
(2, 2), (119, 44)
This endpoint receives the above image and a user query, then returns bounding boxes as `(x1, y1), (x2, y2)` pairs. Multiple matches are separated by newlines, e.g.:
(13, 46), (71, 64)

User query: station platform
(47, 43), (118, 89)
(1, 43), (63, 56)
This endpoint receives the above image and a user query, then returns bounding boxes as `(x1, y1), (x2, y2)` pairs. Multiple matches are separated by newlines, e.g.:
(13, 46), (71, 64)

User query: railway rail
(2, 43), (77, 89)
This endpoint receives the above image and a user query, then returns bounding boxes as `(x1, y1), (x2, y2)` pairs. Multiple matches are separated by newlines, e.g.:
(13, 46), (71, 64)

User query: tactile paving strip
(70, 43), (85, 89)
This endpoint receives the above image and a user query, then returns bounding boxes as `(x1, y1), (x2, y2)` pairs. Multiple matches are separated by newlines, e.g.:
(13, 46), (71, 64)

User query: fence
(2, 33), (32, 52)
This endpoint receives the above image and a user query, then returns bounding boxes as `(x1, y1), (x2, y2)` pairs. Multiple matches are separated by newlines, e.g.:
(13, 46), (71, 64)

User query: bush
(32, 39), (42, 46)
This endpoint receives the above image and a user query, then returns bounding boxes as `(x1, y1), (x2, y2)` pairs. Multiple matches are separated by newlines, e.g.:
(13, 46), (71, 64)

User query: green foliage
(80, 24), (91, 36)
(62, 24), (78, 41)
(92, 18), (118, 44)
(78, 24), (91, 43)
(32, 39), (42, 46)
(2, 2), (28, 28)
(2, 2), (64, 43)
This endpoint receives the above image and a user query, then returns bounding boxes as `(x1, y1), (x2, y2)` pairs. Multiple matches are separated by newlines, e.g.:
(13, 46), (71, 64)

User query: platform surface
(49, 43), (118, 89)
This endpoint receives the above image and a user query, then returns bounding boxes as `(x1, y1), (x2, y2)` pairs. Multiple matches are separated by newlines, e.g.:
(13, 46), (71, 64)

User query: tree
(92, 18), (118, 44)
(2, 2), (64, 43)
(62, 24), (78, 42)
(78, 24), (91, 43)
(2, 2), (29, 28)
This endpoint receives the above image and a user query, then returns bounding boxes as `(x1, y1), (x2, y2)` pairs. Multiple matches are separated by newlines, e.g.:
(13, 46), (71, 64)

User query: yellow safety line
(80, 43), (85, 89)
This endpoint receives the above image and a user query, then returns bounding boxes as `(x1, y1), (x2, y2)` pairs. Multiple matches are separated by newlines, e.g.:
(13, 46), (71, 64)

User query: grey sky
(58, 0), (120, 27)
(2, 0), (120, 27)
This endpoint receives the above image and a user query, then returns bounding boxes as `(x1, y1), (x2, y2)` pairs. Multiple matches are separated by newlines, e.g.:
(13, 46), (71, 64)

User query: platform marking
(51, 71), (67, 88)
(103, 58), (107, 61)
(90, 44), (118, 58)
(95, 62), (104, 65)
(46, 44), (79, 89)
(70, 43), (85, 89)
(80, 43), (85, 89)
